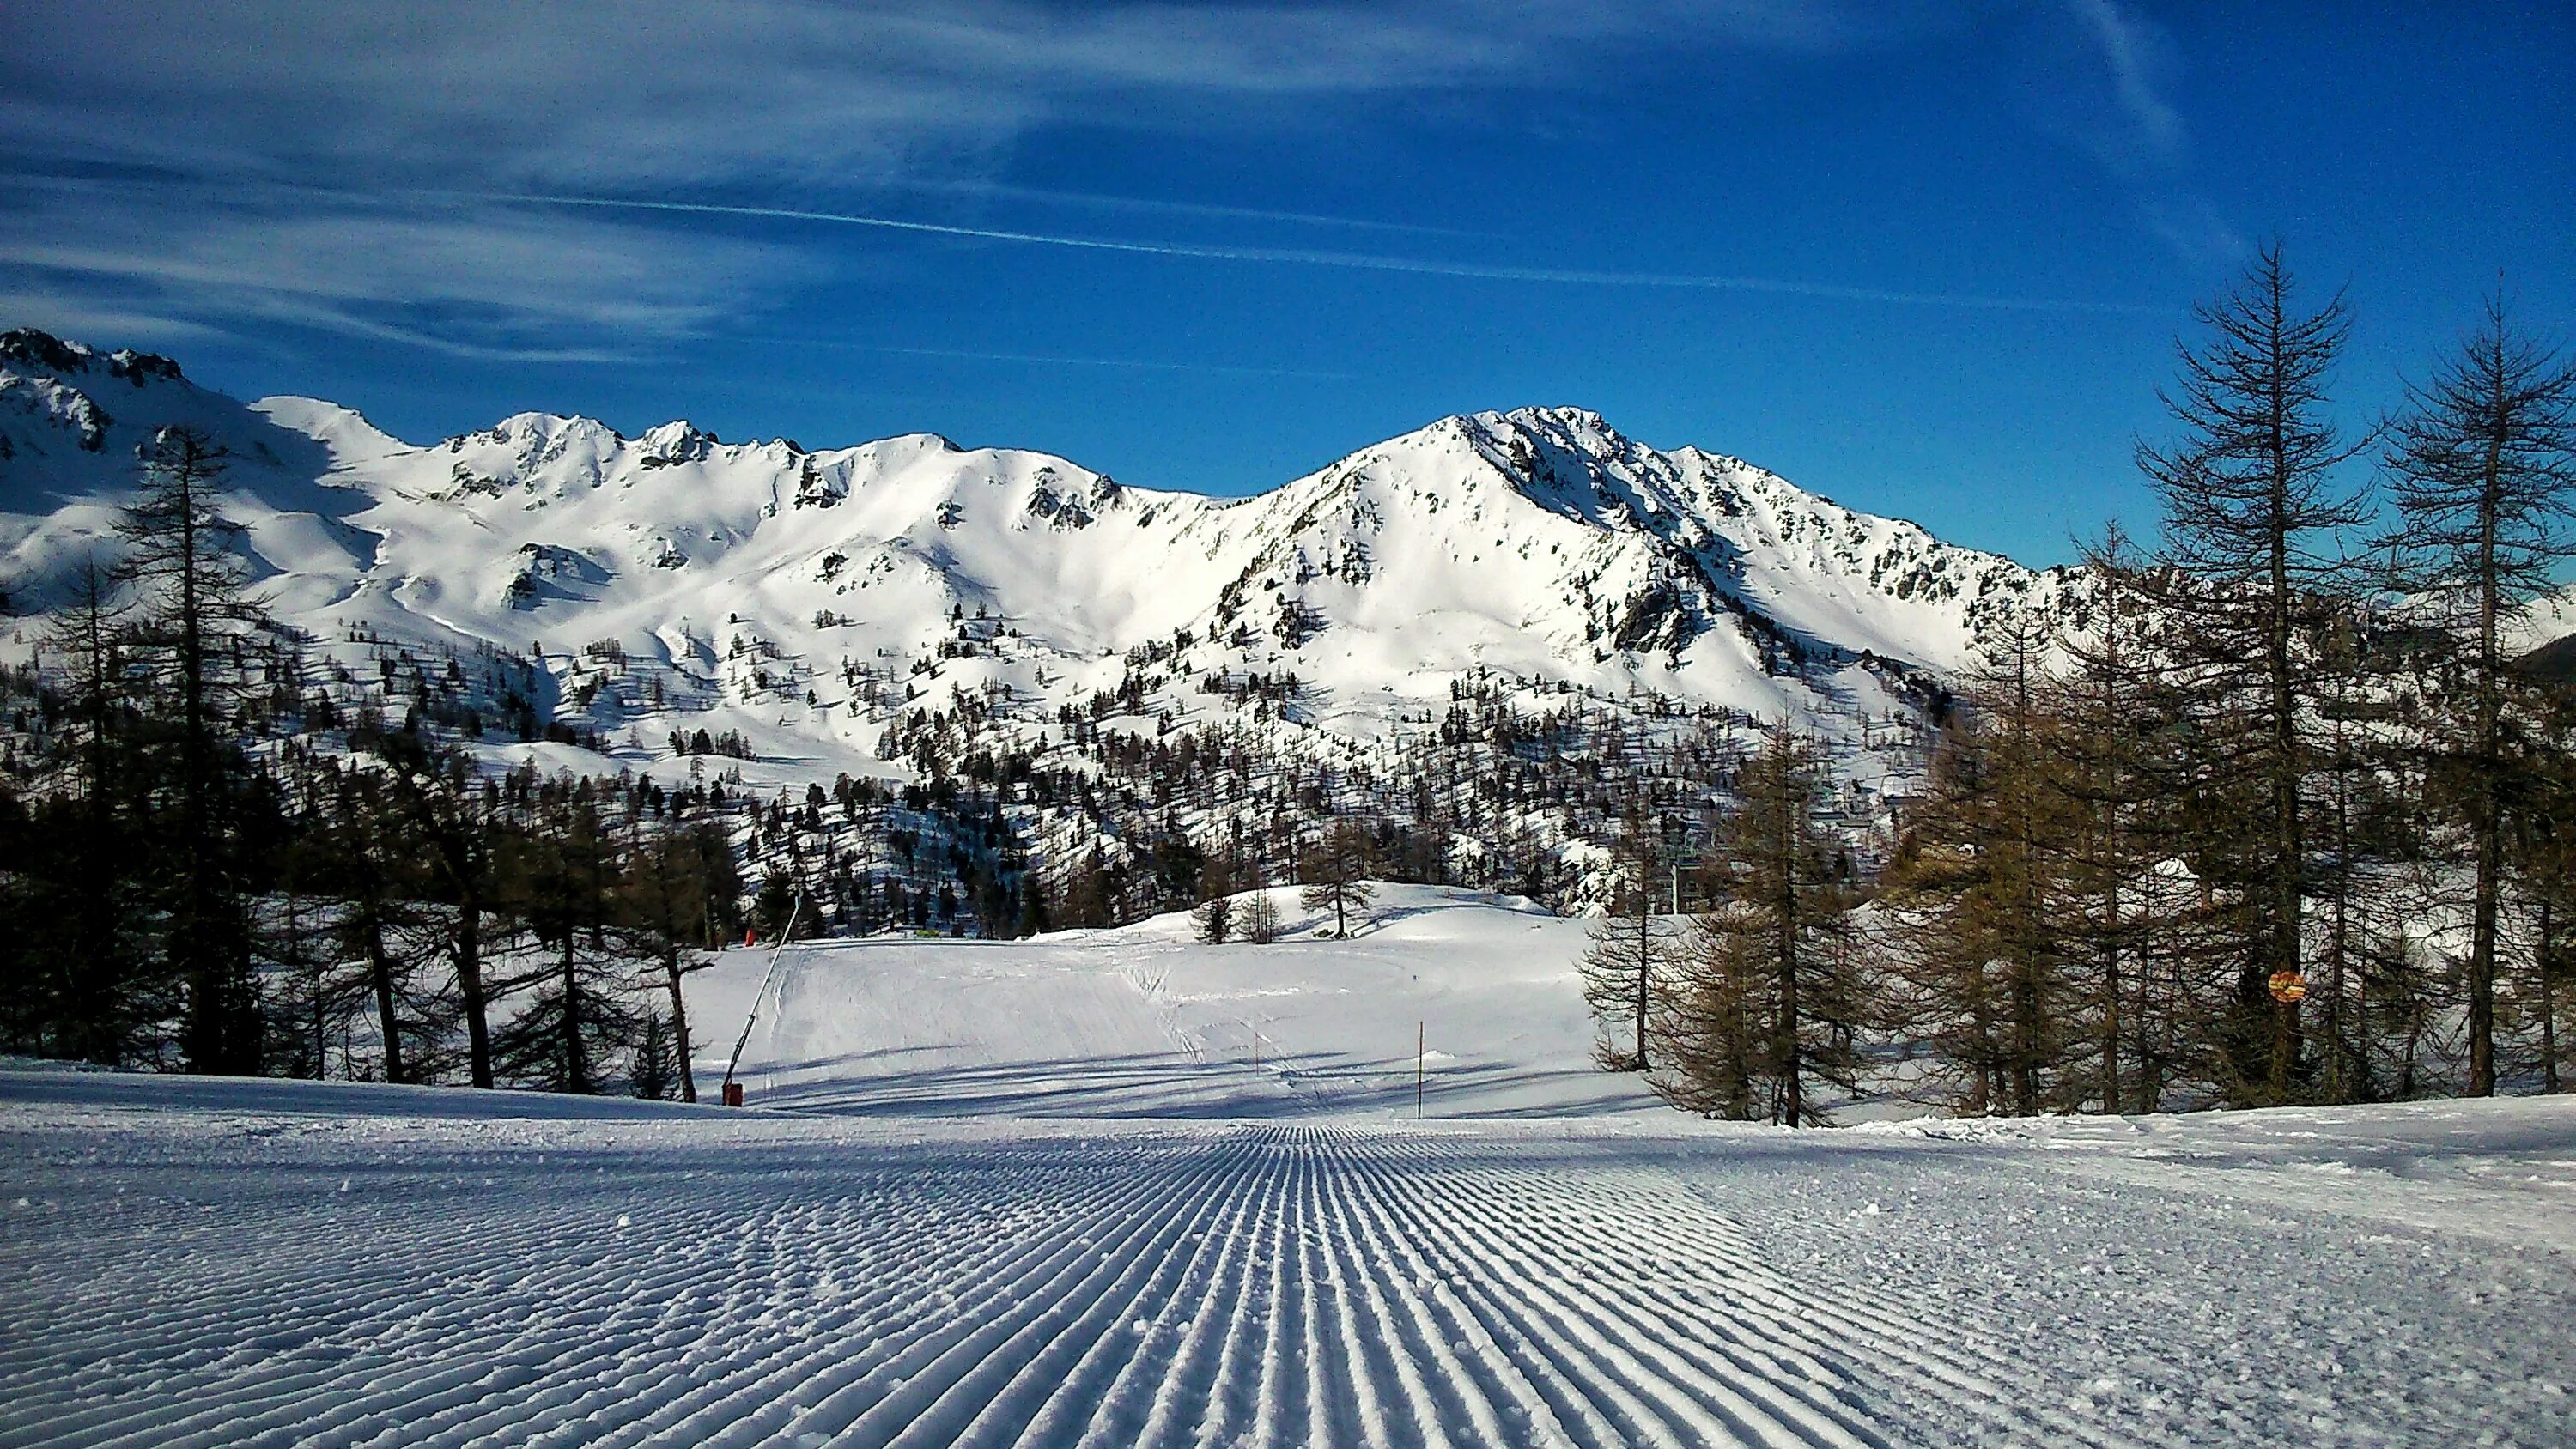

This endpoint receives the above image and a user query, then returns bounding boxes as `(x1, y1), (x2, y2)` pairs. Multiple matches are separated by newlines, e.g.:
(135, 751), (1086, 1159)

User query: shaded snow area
(689, 887), (1658, 1119)
(1, 1073), (2569, 1449)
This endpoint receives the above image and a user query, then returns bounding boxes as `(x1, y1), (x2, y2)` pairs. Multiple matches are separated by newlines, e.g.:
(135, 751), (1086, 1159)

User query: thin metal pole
(722, 894), (802, 1101)
(1416, 1020), (1425, 1119)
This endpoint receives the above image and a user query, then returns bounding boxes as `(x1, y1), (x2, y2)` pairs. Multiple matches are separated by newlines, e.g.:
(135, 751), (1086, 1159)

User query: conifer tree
(33, 561), (155, 1064)
(1656, 920), (1759, 1118)
(2137, 244), (2369, 1103)
(1301, 819), (1376, 938)
(1580, 805), (1681, 1071)
(322, 767), (434, 1083)
(2382, 295), (2576, 1094)
(494, 788), (639, 1093)
(260, 855), (359, 1080)
(2513, 682), (2576, 1094)
(117, 427), (271, 1074)
(618, 815), (734, 1102)
(1193, 852), (1236, 944)
(2046, 530), (2178, 1112)
(630, 1012), (679, 1100)
(1241, 876), (1282, 944)
(364, 729), (501, 1087)
(1880, 682), (2076, 1116)
(1691, 727), (1857, 1124)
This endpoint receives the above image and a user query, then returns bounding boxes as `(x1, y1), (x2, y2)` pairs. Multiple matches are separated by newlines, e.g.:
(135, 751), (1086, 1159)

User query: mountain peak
(1400, 405), (1629, 458)
(1491, 404), (1619, 437)
(1, 330), (2054, 742)
(0, 327), (185, 385)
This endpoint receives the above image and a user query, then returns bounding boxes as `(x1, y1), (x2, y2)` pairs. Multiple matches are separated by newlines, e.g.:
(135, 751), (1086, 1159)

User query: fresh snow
(689, 885), (1660, 1119)
(7, 888), (2575, 1447)
(10, 331), (2576, 1446)
(4, 1070), (2570, 1448)
(0, 332), (2057, 788)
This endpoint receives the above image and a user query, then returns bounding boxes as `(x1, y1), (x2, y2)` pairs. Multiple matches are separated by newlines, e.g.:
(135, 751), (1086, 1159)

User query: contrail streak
(3, 172), (2166, 316)
(469, 190), (2166, 316)
(769, 337), (1352, 379)
(879, 178), (1484, 238)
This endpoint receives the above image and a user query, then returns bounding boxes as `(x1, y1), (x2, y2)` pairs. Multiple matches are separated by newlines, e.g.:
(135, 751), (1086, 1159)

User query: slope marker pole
(721, 894), (802, 1106)
(1417, 1020), (1425, 1120)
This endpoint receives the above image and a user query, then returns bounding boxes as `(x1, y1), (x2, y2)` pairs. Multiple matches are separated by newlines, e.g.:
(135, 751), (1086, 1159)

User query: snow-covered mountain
(0, 326), (2056, 783)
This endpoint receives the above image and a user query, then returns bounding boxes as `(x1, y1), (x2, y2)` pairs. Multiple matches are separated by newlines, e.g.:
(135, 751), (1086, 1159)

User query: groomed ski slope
(685, 887), (1662, 1120)
(4, 888), (2573, 1447)
(4, 1077), (2573, 1448)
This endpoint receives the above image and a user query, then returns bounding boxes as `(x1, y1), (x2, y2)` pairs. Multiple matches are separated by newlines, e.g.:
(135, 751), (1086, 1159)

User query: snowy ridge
(0, 328), (2071, 781)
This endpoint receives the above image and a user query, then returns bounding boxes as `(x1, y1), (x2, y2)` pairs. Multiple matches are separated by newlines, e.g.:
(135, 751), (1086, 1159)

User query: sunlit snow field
(689, 886), (1657, 1120)
(5, 888), (2573, 1447)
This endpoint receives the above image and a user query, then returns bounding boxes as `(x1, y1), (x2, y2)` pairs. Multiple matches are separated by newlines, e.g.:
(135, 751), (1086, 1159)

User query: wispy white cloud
(2060, 0), (2185, 170)
(2, 3), (1927, 193)
(782, 338), (1355, 381)
(874, 178), (1485, 239)
(2024, 0), (2240, 265)
(0, 0), (2193, 351)
(0, 180), (805, 359)
(0, 1), (1955, 352)
(0, 293), (231, 349)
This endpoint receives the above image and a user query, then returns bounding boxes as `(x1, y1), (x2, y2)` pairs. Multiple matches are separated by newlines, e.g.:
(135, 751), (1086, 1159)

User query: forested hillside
(2, 246), (2570, 1118)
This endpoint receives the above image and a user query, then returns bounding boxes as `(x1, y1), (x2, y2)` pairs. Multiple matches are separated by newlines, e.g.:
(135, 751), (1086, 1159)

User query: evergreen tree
(2046, 530), (2181, 1112)
(1580, 805), (1682, 1071)
(1064, 848), (1113, 929)
(1192, 851), (1236, 944)
(319, 765), (442, 1083)
(1656, 919), (1759, 1119)
(1885, 611), (2160, 1116)
(631, 1011), (679, 1100)
(2137, 244), (2369, 1103)
(27, 561), (156, 1063)
(363, 729), (501, 1087)
(117, 427), (272, 1075)
(1690, 727), (1857, 1124)
(2514, 684), (2576, 1094)
(1300, 819), (1376, 938)
(1241, 876), (1282, 945)
(258, 858), (360, 1081)
(618, 815), (734, 1102)
(2382, 294), (2576, 1094)
(493, 789), (639, 1093)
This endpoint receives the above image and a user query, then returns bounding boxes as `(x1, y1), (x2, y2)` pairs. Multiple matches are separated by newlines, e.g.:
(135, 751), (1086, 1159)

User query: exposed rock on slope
(0, 328), (2061, 774)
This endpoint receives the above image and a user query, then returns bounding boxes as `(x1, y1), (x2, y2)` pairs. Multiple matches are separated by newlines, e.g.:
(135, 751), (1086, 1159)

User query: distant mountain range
(0, 326), (2079, 782)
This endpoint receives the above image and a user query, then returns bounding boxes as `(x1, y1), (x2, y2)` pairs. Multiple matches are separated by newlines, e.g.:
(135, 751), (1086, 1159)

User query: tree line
(7, 246), (2567, 1118)
(1591, 247), (2576, 1119)
(0, 428), (744, 1094)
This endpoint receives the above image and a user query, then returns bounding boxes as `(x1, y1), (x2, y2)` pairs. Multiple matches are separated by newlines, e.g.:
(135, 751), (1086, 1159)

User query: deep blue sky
(3, 2), (2568, 564)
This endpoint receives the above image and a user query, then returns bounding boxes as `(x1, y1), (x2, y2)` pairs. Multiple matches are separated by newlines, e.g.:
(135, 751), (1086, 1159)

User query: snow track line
(1347, 1137), (2079, 1449)
(602, 1148), (1216, 1447)
(874, 1139), (1266, 1446)
(1327, 1131), (1884, 1449)
(4, 1119), (2166, 1449)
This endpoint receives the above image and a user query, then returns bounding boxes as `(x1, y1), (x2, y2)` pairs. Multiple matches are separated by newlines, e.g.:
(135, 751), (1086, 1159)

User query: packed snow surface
(690, 886), (1658, 1119)
(7, 894), (2575, 1449)
(4, 1077), (2572, 1447)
